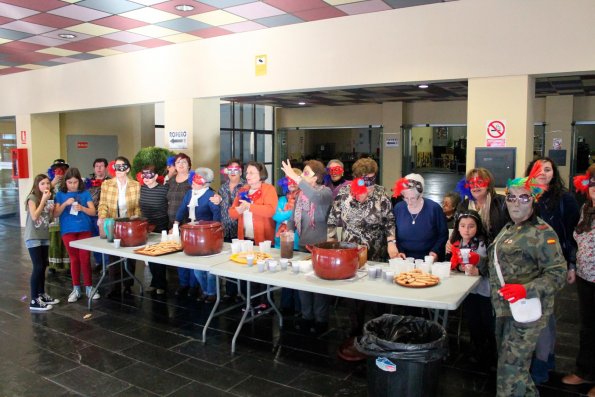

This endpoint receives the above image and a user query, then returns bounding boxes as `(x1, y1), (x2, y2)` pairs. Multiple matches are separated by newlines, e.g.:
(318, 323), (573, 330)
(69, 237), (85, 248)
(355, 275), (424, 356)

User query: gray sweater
(293, 181), (333, 247)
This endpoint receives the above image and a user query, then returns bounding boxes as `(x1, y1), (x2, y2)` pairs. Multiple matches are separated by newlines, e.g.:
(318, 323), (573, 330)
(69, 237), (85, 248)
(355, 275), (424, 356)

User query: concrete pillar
(544, 95), (573, 186)
(467, 75), (535, 179)
(381, 102), (403, 192)
(17, 113), (61, 226)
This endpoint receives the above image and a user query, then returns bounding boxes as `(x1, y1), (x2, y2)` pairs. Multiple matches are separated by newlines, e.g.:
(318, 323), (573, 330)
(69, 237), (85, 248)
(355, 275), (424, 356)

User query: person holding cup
(282, 159), (333, 333)
(47, 159), (71, 274)
(54, 167), (98, 303)
(25, 174), (60, 311)
(448, 210), (495, 370)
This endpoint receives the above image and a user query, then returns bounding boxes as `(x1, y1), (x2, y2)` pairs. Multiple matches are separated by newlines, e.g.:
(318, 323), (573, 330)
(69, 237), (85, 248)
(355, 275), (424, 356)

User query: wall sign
(20, 130), (26, 145)
(255, 54), (267, 76)
(168, 131), (188, 149)
(384, 133), (399, 148)
(77, 141), (89, 149)
(486, 119), (506, 147)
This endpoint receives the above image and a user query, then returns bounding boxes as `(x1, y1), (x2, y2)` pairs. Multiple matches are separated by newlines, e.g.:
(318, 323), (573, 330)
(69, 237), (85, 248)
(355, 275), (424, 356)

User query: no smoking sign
(486, 119), (506, 147)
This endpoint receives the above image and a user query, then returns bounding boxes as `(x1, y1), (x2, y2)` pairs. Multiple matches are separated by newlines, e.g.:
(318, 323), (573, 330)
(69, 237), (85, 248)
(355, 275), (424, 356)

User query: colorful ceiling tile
(199, 0), (258, 8)
(293, 6), (346, 21)
(75, 0), (144, 14)
(22, 13), (80, 29)
(0, 26), (33, 40)
(102, 30), (150, 43)
(1, 0), (66, 12)
(0, 3), (39, 20)
(92, 15), (148, 30)
(161, 32), (201, 43)
(255, 14), (303, 28)
(1, 20), (56, 35)
(337, 0), (392, 14)
(156, 17), (211, 33)
(65, 22), (119, 36)
(120, 7), (179, 24)
(151, 0), (217, 17)
(48, 4), (110, 21)
(225, 2), (285, 19)
(57, 36), (125, 52)
(128, 24), (180, 38)
(190, 10), (245, 26)
(262, 0), (330, 13)
(37, 47), (80, 57)
(188, 26), (233, 39)
(221, 20), (266, 33)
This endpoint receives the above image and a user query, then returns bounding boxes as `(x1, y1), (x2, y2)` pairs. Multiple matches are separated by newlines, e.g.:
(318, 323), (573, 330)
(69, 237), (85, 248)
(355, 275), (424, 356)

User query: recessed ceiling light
(59, 33), (76, 39)
(418, 84), (429, 89)
(175, 4), (194, 11)
(298, 101), (306, 106)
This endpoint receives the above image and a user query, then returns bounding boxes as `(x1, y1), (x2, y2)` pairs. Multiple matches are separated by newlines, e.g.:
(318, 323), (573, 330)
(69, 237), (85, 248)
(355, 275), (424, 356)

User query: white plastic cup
(299, 261), (313, 273)
(259, 240), (272, 253)
(460, 248), (471, 264)
(69, 201), (79, 215)
(161, 230), (168, 242)
(406, 257), (415, 263)
(280, 258), (289, 270)
(241, 240), (254, 253)
(418, 262), (431, 274)
(385, 271), (395, 283)
(257, 260), (265, 272)
(424, 255), (435, 264)
(231, 241), (242, 254)
(464, 264), (474, 276)
(113, 239), (121, 249)
(268, 260), (278, 272)
(246, 254), (254, 267)
(368, 266), (377, 279)
(292, 262), (300, 274)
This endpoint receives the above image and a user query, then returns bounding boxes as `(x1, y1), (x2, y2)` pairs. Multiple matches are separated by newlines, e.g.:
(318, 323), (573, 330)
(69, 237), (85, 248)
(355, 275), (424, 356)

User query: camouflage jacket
(480, 215), (566, 318)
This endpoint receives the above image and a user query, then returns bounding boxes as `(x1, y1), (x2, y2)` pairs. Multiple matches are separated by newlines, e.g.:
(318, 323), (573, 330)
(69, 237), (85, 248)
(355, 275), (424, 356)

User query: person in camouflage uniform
(480, 164), (566, 396)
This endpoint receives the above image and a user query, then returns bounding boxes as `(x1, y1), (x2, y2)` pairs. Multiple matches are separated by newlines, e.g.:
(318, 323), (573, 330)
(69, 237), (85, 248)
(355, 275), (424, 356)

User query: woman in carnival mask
(324, 159), (350, 199)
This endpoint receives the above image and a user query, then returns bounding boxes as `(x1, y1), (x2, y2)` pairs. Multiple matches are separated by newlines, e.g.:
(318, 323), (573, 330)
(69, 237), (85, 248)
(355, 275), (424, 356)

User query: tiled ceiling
(0, 0), (452, 76)
(223, 75), (595, 107)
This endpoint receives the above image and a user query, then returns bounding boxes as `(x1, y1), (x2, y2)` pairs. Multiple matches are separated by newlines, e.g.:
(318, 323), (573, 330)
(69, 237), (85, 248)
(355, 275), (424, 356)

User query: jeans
(178, 268), (198, 288)
(194, 270), (216, 296)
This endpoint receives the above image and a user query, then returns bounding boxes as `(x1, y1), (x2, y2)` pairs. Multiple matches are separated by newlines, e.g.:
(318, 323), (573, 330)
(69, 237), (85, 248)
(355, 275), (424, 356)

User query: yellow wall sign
(255, 55), (267, 76)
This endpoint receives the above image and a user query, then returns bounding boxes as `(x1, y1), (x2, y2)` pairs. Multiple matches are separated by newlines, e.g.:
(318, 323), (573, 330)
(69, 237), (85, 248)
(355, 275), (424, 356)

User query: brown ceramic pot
(306, 242), (365, 280)
(181, 221), (224, 256)
(114, 218), (154, 247)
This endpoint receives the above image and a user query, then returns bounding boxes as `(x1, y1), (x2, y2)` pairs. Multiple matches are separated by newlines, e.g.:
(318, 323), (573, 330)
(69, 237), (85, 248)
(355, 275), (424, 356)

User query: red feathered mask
(392, 178), (410, 198)
(573, 171), (593, 195)
(350, 178), (368, 198)
(107, 160), (116, 177)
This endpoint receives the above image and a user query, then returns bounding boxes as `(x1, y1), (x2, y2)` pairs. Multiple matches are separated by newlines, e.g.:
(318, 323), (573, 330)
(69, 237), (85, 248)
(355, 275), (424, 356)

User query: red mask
(192, 174), (205, 185)
(54, 168), (65, 176)
(287, 178), (298, 188)
(328, 166), (344, 176)
(467, 177), (489, 190)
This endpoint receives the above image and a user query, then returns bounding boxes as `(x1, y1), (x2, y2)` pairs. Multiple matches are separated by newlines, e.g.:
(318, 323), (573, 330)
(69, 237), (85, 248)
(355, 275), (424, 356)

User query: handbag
(493, 234), (542, 323)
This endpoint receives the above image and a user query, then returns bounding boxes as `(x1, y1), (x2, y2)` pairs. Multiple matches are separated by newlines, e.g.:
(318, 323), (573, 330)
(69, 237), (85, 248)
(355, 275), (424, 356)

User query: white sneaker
(68, 289), (82, 303)
(86, 286), (100, 300)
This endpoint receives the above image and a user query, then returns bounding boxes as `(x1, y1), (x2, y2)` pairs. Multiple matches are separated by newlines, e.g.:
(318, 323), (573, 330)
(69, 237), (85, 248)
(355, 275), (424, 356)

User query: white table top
(210, 256), (480, 311)
(70, 235), (232, 271)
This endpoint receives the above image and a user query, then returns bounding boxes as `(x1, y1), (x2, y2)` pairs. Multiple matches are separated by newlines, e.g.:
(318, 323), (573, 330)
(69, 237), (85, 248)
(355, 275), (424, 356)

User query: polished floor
(0, 172), (590, 397)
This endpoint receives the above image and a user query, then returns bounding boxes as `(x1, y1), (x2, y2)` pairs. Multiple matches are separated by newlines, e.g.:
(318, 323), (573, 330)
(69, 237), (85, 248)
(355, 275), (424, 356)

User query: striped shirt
(140, 184), (169, 233)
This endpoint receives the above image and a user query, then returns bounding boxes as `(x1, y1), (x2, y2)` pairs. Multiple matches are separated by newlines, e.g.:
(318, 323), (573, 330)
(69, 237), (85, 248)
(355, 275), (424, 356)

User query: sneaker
(85, 286), (100, 300)
(68, 288), (82, 303)
(39, 293), (60, 305)
(30, 297), (53, 312)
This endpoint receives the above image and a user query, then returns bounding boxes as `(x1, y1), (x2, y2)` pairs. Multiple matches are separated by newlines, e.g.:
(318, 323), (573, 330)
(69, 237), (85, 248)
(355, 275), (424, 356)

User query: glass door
(401, 125), (413, 175)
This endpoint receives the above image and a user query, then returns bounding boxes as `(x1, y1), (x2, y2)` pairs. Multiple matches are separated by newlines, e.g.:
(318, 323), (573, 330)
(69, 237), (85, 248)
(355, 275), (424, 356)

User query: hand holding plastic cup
(113, 239), (121, 248)
(464, 264), (477, 276)
(460, 248), (471, 264)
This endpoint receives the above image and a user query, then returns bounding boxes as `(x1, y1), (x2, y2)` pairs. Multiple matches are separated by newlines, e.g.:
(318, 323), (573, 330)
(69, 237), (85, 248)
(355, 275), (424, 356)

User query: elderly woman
(562, 165), (595, 396)
(282, 159), (333, 334)
(392, 174), (448, 261)
(479, 165), (566, 397)
(327, 157), (396, 360)
(167, 153), (197, 298)
(174, 167), (221, 303)
(324, 159), (350, 199)
(97, 156), (141, 297)
(525, 157), (580, 384)
(456, 167), (509, 243)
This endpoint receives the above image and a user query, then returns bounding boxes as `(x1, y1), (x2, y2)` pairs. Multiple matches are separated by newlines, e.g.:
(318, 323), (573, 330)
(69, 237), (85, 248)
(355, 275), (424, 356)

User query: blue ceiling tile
(156, 18), (211, 33)
(77, 0), (144, 14)
(255, 14), (302, 28)
(0, 28), (33, 41)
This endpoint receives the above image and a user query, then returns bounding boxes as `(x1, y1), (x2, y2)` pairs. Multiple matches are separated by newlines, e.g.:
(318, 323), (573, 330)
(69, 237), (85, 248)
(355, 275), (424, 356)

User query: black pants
(149, 262), (167, 290)
(576, 276), (595, 381)
(463, 293), (497, 367)
(28, 245), (49, 299)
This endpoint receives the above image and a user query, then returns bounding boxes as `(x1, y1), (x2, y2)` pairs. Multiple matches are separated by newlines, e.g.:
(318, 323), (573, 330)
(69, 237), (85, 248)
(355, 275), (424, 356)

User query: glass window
(242, 104), (253, 129)
(265, 164), (273, 184)
(220, 130), (232, 165)
(264, 134), (273, 162)
(242, 131), (252, 162)
(220, 103), (231, 129)
(255, 105), (265, 130)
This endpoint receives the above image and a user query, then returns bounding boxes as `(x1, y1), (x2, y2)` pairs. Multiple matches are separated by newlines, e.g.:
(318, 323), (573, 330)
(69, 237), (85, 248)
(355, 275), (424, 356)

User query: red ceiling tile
(1, 0), (66, 12)
(189, 27), (232, 39)
(92, 15), (148, 30)
(22, 13), (80, 29)
(0, 67), (27, 75)
(57, 37), (126, 52)
(151, 0), (217, 17)
(134, 38), (172, 48)
(294, 6), (346, 21)
(0, 41), (45, 54)
(0, 16), (14, 25)
(6, 51), (57, 63)
(262, 0), (329, 13)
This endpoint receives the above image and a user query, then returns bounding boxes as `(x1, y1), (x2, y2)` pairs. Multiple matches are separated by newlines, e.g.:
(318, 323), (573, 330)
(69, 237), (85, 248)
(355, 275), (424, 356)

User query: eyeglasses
(141, 171), (156, 179)
(113, 163), (129, 172)
(505, 194), (532, 204)
(225, 167), (242, 176)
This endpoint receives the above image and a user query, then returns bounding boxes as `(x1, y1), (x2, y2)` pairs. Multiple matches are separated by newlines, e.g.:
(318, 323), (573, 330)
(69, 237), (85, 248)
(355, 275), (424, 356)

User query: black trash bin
(356, 314), (447, 397)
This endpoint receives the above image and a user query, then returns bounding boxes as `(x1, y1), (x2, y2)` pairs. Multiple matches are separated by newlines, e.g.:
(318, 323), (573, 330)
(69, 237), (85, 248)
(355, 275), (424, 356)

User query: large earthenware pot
(180, 221), (224, 256)
(306, 242), (365, 280)
(114, 218), (154, 247)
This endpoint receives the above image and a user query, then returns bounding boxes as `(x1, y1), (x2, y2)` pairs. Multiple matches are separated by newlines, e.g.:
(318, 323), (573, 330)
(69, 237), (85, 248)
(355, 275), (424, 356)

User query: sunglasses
(362, 175), (376, 187)
(114, 163), (129, 172)
(590, 177), (595, 188)
(141, 170), (156, 179)
(505, 194), (532, 204)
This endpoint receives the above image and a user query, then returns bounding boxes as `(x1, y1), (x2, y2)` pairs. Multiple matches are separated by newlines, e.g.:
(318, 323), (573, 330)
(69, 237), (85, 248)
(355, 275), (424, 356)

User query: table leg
(123, 260), (143, 295)
(202, 275), (221, 344)
(266, 285), (283, 329)
(433, 309), (449, 329)
(88, 253), (109, 310)
(232, 282), (252, 354)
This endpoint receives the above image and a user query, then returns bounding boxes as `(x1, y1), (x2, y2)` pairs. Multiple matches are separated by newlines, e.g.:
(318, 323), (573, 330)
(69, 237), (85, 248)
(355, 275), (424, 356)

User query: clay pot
(114, 218), (155, 247)
(181, 221), (224, 256)
(306, 242), (366, 280)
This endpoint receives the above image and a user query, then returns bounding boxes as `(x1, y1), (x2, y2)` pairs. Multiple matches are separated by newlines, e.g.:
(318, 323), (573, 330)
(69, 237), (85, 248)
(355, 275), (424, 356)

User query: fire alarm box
(11, 148), (29, 179)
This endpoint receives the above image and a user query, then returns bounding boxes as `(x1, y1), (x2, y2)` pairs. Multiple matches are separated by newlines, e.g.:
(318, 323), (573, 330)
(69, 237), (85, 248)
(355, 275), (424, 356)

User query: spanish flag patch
(547, 239), (556, 244)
